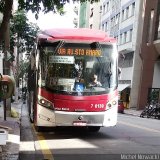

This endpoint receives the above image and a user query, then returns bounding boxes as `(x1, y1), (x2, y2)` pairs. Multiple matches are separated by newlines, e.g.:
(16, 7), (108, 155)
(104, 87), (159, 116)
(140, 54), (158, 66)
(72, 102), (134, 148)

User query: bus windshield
(38, 41), (118, 95)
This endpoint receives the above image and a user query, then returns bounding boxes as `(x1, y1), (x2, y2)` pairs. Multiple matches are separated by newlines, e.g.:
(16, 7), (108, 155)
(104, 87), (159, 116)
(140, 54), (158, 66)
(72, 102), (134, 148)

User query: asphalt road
(19, 104), (160, 160)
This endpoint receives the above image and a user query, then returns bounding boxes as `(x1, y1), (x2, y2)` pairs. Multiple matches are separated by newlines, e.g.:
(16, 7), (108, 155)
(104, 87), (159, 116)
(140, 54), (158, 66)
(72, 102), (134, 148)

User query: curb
(124, 112), (140, 117)
(124, 110), (141, 117)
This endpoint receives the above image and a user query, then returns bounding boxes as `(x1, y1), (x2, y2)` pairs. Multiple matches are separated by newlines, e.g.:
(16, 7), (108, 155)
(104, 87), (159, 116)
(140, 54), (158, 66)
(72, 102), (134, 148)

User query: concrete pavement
(124, 108), (142, 117)
(0, 99), (143, 160)
(0, 100), (22, 160)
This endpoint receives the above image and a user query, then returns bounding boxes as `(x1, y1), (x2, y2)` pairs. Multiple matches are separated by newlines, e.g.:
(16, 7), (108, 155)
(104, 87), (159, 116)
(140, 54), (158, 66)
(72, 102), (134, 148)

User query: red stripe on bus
(38, 88), (118, 112)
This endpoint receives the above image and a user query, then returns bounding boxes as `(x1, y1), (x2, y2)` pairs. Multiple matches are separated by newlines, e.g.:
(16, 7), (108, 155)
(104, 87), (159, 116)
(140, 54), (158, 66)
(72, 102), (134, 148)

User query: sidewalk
(124, 108), (142, 117)
(0, 100), (22, 160)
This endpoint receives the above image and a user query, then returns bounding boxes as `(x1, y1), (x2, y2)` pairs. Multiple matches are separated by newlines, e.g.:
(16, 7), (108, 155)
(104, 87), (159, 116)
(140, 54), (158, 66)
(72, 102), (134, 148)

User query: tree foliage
(10, 10), (39, 81)
(0, 0), (13, 42)
(17, 0), (99, 18)
(0, 0), (99, 42)
(10, 10), (40, 54)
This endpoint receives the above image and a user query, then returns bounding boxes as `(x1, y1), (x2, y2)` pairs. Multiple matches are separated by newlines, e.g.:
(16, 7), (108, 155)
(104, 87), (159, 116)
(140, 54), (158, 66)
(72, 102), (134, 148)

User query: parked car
(118, 100), (124, 113)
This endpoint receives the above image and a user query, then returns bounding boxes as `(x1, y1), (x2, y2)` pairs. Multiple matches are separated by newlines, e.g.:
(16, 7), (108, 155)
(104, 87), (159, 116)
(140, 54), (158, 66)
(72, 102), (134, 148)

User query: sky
(27, 2), (76, 30)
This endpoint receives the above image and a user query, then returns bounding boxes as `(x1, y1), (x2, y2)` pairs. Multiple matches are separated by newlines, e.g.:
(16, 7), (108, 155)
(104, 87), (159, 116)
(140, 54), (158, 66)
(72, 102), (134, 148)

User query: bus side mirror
(0, 74), (15, 99)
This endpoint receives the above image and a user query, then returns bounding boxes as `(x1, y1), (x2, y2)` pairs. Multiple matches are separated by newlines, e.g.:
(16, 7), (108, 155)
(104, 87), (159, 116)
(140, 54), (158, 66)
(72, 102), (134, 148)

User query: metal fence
(148, 88), (160, 103)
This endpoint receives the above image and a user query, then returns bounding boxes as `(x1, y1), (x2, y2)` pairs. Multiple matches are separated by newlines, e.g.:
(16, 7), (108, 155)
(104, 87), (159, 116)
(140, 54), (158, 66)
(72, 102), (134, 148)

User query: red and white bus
(27, 28), (118, 132)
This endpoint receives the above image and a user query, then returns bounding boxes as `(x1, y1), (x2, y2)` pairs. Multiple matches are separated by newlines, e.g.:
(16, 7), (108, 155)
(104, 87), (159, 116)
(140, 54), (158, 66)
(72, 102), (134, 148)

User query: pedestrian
(126, 93), (130, 108)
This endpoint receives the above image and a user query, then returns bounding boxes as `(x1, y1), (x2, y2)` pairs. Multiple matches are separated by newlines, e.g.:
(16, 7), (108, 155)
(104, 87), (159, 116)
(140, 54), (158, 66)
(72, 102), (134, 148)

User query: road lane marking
(32, 125), (54, 160)
(119, 121), (160, 134)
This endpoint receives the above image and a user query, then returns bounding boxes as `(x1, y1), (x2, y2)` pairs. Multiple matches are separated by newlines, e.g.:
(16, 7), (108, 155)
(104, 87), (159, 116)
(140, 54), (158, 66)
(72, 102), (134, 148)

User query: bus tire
(29, 114), (34, 123)
(88, 126), (100, 132)
(35, 126), (42, 132)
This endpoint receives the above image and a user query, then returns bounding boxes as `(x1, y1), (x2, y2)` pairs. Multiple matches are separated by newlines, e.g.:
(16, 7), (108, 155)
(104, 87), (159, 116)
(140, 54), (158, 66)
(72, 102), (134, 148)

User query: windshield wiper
(53, 40), (65, 55)
(40, 31), (65, 54)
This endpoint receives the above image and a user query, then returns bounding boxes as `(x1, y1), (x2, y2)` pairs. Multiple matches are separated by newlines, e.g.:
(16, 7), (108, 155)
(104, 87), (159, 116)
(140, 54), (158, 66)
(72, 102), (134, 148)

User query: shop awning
(118, 84), (130, 91)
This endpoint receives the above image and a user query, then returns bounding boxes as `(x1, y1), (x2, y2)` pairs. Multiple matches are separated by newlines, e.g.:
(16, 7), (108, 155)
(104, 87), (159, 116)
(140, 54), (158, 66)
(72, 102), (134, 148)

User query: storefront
(118, 84), (131, 108)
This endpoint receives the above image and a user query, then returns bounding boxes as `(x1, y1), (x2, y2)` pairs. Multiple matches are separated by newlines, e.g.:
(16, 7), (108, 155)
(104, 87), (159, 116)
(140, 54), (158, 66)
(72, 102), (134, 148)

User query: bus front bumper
(36, 105), (117, 127)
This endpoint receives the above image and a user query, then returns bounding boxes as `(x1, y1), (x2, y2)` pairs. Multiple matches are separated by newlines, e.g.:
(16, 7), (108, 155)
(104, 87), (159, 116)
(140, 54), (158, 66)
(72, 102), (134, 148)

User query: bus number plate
(73, 121), (87, 126)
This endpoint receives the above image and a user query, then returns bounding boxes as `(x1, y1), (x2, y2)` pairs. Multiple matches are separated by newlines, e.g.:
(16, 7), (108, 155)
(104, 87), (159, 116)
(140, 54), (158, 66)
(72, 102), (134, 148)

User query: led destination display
(57, 48), (102, 57)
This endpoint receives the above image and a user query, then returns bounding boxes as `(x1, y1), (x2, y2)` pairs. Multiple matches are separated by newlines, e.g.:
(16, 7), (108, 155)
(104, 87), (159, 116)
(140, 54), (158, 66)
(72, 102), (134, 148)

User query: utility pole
(0, 46), (3, 74)
(13, 33), (19, 102)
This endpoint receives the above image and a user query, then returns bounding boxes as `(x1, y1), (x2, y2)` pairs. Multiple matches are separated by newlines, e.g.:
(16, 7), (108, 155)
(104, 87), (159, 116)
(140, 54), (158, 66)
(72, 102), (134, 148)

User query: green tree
(0, 0), (99, 43)
(10, 10), (39, 54)
(0, 0), (13, 43)
(10, 10), (39, 84)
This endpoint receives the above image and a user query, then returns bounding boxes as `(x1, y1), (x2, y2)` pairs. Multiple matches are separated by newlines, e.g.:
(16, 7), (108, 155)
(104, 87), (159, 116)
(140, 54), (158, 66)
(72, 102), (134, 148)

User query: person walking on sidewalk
(22, 86), (27, 104)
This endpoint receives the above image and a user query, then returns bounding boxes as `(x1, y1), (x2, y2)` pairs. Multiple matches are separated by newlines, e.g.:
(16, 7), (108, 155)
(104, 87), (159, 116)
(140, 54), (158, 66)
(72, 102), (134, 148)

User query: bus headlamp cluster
(106, 100), (117, 110)
(112, 100), (117, 105)
(38, 96), (54, 110)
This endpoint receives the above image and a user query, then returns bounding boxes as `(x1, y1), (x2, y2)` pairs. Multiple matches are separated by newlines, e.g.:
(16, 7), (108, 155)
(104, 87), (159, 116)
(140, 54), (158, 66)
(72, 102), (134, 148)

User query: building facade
(79, 2), (89, 28)
(79, 1), (101, 29)
(0, 13), (3, 74)
(72, 2), (80, 28)
(101, 0), (160, 109)
(79, 0), (160, 110)
(134, 0), (160, 109)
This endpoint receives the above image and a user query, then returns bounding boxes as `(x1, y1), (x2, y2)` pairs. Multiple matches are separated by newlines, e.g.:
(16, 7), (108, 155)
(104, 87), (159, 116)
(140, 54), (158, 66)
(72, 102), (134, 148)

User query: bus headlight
(112, 100), (117, 105)
(106, 100), (117, 110)
(38, 96), (54, 110)
(106, 103), (112, 110)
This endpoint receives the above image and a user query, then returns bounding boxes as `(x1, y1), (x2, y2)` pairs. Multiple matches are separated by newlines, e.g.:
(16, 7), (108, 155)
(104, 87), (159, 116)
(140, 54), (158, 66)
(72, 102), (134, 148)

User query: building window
(111, 17), (116, 27)
(129, 29), (133, 42)
(116, 14), (120, 25)
(111, 18), (113, 27)
(126, 6), (129, 19)
(106, 2), (109, 12)
(117, 36), (119, 44)
(102, 24), (105, 31)
(114, 36), (118, 44)
(147, 9), (154, 43)
(74, 6), (78, 15)
(155, 15), (160, 39)
(100, 5), (102, 14)
(122, 10), (124, 21)
(132, 2), (135, 16)
(112, 17), (114, 27)
(90, 8), (93, 17)
(129, 29), (133, 41)
(154, 0), (160, 40)
(105, 22), (108, 32)
(120, 34), (123, 44)
(103, 4), (106, 14)
(124, 32), (127, 43)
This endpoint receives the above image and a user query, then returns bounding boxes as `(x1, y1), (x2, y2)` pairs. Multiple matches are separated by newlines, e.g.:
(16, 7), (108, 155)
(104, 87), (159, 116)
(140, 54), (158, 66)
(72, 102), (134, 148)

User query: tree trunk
(0, 0), (13, 119)
(4, 22), (11, 117)
(0, 0), (13, 43)
(15, 36), (20, 102)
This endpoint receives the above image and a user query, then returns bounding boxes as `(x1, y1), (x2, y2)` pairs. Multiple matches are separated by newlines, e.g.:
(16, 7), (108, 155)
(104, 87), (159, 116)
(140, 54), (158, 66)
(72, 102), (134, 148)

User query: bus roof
(38, 28), (116, 43)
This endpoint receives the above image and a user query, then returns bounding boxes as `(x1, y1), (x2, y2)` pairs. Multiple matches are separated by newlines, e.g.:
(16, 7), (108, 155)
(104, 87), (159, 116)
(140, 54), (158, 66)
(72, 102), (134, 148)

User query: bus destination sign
(49, 56), (74, 64)
(57, 48), (102, 57)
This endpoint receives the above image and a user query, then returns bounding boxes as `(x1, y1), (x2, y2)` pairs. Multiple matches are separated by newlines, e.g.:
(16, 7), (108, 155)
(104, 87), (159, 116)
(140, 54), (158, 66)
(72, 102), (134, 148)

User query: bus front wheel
(35, 126), (42, 132)
(88, 126), (100, 132)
